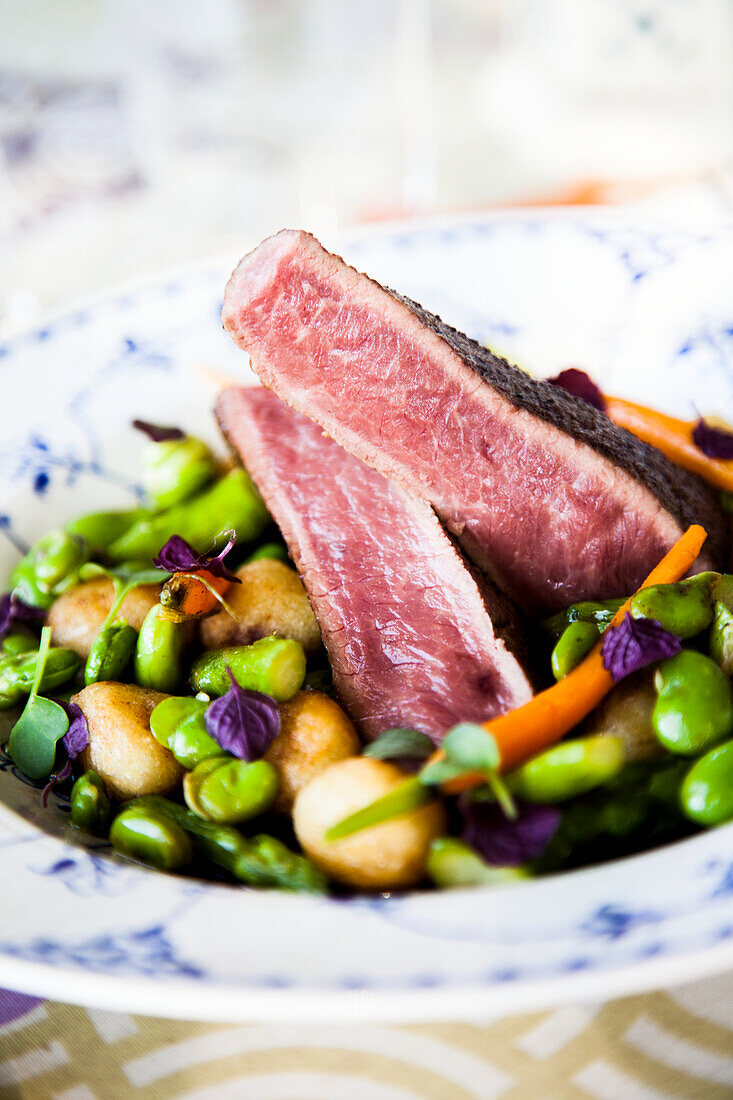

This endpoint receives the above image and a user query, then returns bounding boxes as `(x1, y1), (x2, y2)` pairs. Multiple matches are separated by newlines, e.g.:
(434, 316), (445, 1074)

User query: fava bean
(427, 838), (529, 888)
(191, 637), (306, 701)
(183, 756), (278, 823)
(630, 573), (716, 638)
(149, 696), (221, 769)
(126, 795), (327, 891)
(1, 633), (37, 657)
(680, 741), (733, 826)
(11, 530), (88, 609)
(653, 650), (733, 756)
(110, 806), (192, 871)
(551, 620), (599, 680)
(709, 601), (733, 676)
(134, 605), (188, 693)
(141, 435), (218, 510)
(245, 542), (289, 564)
(543, 598), (624, 641)
(0, 646), (80, 708)
(70, 770), (112, 833)
(65, 509), (150, 553)
(108, 468), (269, 562)
(84, 620), (137, 686)
(507, 735), (626, 802)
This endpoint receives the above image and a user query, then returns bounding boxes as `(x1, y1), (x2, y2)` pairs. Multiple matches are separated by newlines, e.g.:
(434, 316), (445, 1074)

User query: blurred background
(0, 0), (732, 334)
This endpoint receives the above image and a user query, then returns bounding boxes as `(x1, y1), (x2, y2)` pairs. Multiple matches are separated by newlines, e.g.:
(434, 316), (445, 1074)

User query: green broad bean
(126, 795), (327, 892)
(551, 620), (599, 680)
(630, 572), (717, 638)
(183, 757), (278, 824)
(141, 435), (218, 510)
(245, 542), (289, 564)
(149, 696), (222, 769)
(84, 620), (137, 686)
(543, 598), (625, 641)
(134, 605), (188, 693)
(507, 735), (626, 802)
(64, 508), (150, 553)
(710, 601), (733, 676)
(10, 530), (88, 609)
(70, 770), (112, 833)
(0, 647), (80, 708)
(110, 806), (193, 871)
(108, 468), (270, 562)
(427, 838), (529, 888)
(191, 637), (306, 702)
(653, 651), (733, 756)
(680, 741), (733, 826)
(1, 633), (37, 657)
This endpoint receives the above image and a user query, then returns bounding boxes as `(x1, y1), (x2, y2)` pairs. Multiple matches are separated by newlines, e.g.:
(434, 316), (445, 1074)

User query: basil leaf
(362, 728), (434, 762)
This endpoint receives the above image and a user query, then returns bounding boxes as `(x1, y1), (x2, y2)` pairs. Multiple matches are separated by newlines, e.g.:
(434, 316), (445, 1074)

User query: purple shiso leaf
(61, 702), (90, 759)
(546, 368), (607, 412)
(204, 669), (281, 761)
(601, 612), (681, 683)
(0, 592), (45, 641)
(132, 419), (185, 443)
(692, 418), (733, 460)
(461, 798), (561, 866)
(152, 531), (241, 583)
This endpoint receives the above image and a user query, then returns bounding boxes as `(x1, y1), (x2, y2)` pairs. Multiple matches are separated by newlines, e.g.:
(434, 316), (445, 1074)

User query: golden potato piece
(293, 757), (445, 891)
(73, 681), (183, 800)
(265, 691), (360, 811)
(48, 578), (161, 659)
(200, 559), (321, 656)
(583, 670), (663, 762)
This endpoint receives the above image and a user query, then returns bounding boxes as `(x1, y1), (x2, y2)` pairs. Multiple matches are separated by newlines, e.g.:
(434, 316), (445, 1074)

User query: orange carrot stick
(605, 397), (733, 493)
(435, 524), (708, 792)
(160, 570), (231, 618)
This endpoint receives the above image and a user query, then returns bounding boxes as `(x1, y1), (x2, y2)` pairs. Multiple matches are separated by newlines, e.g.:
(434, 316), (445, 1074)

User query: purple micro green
(61, 702), (89, 759)
(692, 418), (733, 460)
(204, 668), (280, 761)
(0, 592), (44, 641)
(132, 419), (185, 442)
(601, 612), (681, 683)
(153, 531), (241, 583)
(546, 368), (607, 412)
(460, 798), (561, 866)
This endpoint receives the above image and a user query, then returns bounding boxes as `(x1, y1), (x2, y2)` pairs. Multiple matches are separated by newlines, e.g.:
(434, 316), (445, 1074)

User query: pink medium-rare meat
(221, 230), (727, 615)
(216, 385), (533, 742)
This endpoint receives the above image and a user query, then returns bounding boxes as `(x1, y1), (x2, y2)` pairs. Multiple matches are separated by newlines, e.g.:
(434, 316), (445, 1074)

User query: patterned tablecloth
(1, 977), (732, 1099)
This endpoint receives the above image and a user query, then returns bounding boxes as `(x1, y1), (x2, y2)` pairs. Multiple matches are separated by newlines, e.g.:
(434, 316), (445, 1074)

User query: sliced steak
(216, 385), (533, 742)
(221, 230), (727, 614)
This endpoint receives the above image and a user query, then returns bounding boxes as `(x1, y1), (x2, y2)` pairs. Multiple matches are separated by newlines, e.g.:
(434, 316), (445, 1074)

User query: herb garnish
(7, 627), (70, 780)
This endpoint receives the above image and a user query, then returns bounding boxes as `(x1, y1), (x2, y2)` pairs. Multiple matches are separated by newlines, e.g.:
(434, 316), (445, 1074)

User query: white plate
(0, 210), (732, 1022)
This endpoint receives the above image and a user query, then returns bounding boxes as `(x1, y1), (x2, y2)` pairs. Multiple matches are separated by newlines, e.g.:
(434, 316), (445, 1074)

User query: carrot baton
(160, 569), (232, 618)
(437, 524), (708, 792)
(605, 398), (733, 494)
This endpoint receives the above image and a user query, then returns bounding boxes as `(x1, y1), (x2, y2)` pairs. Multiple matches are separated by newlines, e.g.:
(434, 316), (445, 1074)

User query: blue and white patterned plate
(0, 210), (732, 1022)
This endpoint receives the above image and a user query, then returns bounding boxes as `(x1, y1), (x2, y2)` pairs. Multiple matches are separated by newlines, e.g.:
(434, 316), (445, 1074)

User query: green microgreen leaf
(7, 626), (70, 780)
(442, 723), (500, 772)
(419, 759), (469, 786)
(81, 561), (171, 634)
(324, 777), (432, 842)
(362, 728), (434, 762)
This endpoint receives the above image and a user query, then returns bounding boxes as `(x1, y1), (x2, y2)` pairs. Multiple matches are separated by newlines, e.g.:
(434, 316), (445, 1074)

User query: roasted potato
(265, 690), (360, 811)
(293, 757), (445, 890)
(73, 681), (183, 800)
(200, 559), (321, 656)
(582, 670), (663, 762)
(48, 577), (161, 659)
